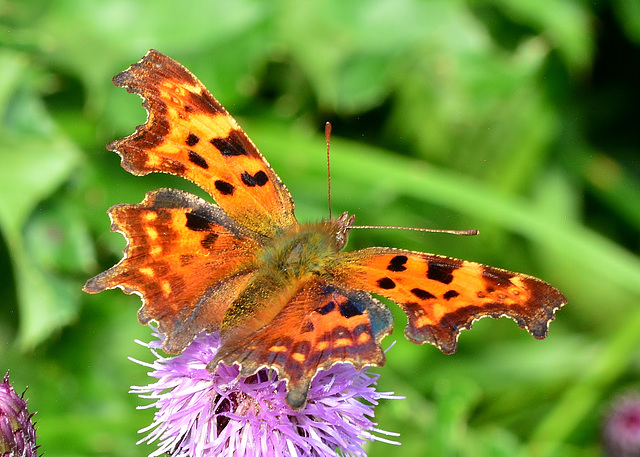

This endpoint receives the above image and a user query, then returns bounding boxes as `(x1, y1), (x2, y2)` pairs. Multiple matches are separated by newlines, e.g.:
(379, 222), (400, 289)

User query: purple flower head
(603, 392), (640, 457)
(130, 328), (400, 457)
(0, 372), (38, 457)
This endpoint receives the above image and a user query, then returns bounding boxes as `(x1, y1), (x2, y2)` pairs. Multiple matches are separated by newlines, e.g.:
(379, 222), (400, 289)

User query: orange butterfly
(84, 50), (566, 409)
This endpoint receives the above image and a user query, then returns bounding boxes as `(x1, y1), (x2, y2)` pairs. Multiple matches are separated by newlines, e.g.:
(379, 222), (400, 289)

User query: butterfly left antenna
(325, 122), (333, 219)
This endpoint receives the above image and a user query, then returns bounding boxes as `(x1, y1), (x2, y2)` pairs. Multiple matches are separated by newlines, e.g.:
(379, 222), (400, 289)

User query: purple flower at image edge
(130, 327), (401, 457)
(603, 392), (640, 457)
(0, 372), (38, 457)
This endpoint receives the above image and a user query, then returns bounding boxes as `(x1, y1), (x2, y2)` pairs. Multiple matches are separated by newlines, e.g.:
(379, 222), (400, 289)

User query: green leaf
(490, 0), (594, 71)
(0, 50), (81, 348)
(614, 0), (640, 44)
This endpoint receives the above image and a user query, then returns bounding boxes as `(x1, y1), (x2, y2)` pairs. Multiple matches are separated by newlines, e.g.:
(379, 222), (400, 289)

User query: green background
(1, 0), (639, 456)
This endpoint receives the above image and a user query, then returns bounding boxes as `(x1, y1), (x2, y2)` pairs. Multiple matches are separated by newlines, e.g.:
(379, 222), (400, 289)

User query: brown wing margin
(328, 247), (567, 354)
(108, 50), (297, 236)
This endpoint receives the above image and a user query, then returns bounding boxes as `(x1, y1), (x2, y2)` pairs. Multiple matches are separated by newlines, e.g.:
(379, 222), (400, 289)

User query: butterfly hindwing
(328, 247), (566, 354)
(108, 50), (296, 237)
(83, 188), (261, 353)
(209, 279), (393, 409)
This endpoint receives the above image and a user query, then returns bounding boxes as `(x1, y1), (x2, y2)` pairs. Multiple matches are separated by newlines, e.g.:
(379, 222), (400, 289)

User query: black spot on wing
(387, 255), (408, 272)
(214, 180), (235, 196)
(188, 150), (209, 169)
(377, 277), (396, 290)
(411, 288), (436, 300)
(426, 259), (461, 285)
(185, 211), (213, 231)
(186, 133), (200, 146)
(241, 171), (269, 187)
(443, 290), (460, 300)
(317, 302), (335, 315)
(339, 299), (364, 318)
(210, 130), (249, 157)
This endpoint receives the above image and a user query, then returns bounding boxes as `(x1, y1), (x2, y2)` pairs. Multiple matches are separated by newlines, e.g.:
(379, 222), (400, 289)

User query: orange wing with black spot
(328, 247), (567, 354)
(84, 188), (260, 352)
(108, 49), (296, 237)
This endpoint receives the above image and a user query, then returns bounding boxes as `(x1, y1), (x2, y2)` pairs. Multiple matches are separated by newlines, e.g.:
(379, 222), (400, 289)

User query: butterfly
(84, 50), (567, 410)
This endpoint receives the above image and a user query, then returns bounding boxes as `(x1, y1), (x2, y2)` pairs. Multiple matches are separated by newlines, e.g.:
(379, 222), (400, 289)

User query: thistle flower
(603, 392), (640, 457)
(0, 372), (38, 457)
(130, 328), (400, 457)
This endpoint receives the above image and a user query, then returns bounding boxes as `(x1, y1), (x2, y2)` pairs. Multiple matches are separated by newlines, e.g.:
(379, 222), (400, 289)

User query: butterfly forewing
(328, 247), (567, 354)
(108, 50), (297, 237)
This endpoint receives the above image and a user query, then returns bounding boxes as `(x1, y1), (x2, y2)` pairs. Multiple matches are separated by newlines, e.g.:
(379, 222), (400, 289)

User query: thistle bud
(0, 372), (38, 457)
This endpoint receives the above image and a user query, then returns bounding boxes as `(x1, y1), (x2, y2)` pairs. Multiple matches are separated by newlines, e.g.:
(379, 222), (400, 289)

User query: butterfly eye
(335, 231), (348, 250)
(331, 212), (354, 250)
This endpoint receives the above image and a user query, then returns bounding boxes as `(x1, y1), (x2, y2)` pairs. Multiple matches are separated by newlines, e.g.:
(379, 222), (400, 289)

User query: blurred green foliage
(1, 0), (639, 456)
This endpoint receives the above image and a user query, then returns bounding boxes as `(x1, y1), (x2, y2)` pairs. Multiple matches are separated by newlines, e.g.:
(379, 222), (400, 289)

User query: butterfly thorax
(257, 211), (354, 278)
(218, 213), (354, 340)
